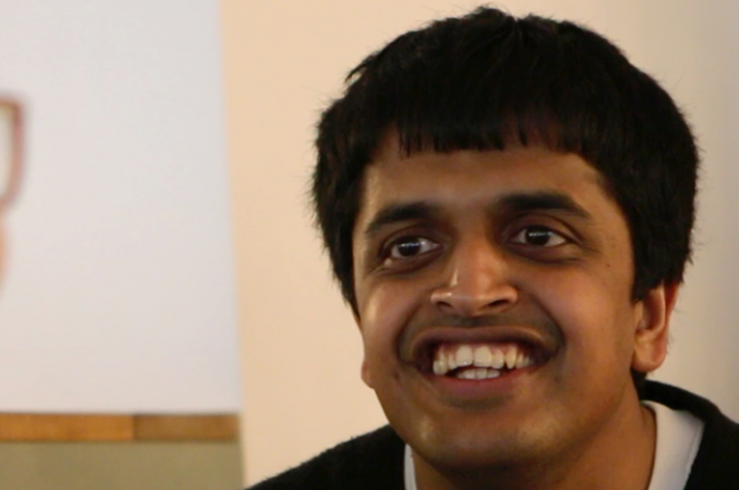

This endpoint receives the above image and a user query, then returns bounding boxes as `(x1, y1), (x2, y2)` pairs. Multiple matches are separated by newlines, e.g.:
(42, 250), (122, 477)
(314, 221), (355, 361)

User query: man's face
(351, 141), (670, 471)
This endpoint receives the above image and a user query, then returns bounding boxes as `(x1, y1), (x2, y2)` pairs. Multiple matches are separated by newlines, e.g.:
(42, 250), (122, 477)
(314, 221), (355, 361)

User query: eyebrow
(362, 191), (592, 238)
(494, 191), (592, 220)
(363, 201), (440, 238)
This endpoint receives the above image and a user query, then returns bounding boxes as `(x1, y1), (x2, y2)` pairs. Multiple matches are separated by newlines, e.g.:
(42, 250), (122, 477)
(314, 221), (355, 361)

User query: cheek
(358, 280), (421, 378)
(530, 269), (636, 367)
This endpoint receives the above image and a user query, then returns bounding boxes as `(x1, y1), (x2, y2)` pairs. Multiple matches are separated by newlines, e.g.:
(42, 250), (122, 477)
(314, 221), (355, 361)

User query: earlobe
(354, 311), (375, 388)
(631, 282), (679, 373)
(361, 359), (374, 388)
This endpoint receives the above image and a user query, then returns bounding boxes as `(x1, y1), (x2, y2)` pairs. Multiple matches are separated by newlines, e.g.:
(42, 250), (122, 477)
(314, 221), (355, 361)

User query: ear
(631, 282), (679, 373)
(353, 309), (375, 388)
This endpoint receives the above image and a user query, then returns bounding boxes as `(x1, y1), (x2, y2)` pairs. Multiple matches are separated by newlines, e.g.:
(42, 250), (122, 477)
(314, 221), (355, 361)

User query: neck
(413, 398), (656, 490)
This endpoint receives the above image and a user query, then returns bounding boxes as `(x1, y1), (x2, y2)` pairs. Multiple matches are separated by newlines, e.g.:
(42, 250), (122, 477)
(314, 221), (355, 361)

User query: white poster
(0, 0), (241, 413)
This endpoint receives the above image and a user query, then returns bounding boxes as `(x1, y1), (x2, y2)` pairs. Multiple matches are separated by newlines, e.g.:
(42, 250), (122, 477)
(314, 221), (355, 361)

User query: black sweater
(249, 381), (739, 489)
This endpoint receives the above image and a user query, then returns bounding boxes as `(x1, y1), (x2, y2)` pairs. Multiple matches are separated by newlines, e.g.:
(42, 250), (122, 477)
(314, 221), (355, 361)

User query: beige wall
(222, 0), (739, 485)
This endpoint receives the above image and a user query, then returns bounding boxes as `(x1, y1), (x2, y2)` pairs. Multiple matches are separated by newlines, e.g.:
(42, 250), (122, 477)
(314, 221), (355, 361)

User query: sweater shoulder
(643, 381), (739, 489)
(247, 425), (405, 490)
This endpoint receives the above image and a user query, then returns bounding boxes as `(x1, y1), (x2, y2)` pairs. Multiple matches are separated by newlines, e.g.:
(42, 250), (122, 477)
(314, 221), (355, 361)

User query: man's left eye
(510, 226), (567, 247)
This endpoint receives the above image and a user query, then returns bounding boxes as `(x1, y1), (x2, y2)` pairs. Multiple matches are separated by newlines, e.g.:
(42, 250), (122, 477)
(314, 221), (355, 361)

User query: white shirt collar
(643, 400), (704, 490)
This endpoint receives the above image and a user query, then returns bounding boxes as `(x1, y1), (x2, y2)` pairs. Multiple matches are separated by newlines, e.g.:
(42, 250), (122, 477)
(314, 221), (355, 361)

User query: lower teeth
(454, 368), (502, 380)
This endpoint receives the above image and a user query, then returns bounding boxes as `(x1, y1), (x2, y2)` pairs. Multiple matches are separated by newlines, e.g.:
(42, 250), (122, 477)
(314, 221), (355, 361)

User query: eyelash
(509, 225), (569, 248)
(385, 236), (440, 260)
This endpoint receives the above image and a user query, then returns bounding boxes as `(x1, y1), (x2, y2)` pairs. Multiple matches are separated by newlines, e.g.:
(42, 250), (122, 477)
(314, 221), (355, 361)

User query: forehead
(356, 141), (611, 225)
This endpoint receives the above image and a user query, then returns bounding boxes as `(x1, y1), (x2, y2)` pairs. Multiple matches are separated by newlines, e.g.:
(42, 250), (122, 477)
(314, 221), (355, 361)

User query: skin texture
(351, 141), (677, 490)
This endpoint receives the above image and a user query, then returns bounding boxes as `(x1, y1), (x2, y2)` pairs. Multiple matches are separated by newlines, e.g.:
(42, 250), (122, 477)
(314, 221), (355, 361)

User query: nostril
(487, 298), (512, 309)
(433, 299), (457, 314)
(429, 266), (519, 315)
(431, 289), (517, 316)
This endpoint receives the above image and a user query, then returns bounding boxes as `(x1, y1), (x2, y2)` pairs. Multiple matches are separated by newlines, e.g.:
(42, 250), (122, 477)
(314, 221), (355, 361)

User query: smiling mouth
(432, 342), (540, 379)
(409, 326), (556, 382)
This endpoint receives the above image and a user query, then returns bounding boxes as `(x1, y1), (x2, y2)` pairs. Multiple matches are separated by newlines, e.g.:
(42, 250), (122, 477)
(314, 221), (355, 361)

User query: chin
(390, 407), (564, 472)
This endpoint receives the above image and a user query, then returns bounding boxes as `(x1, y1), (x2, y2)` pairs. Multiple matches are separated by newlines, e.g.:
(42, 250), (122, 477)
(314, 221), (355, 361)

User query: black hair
(312, 7), (698, 388)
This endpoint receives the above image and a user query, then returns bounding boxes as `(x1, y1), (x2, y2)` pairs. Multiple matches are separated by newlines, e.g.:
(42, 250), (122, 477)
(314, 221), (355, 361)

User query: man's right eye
(387, 237), (439, 259)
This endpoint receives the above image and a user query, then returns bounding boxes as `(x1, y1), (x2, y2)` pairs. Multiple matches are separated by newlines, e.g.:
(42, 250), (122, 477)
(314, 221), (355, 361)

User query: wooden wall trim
(0, 414), (134, 442)
(0, 414), (239, 442)
(135, 415), (240, 441)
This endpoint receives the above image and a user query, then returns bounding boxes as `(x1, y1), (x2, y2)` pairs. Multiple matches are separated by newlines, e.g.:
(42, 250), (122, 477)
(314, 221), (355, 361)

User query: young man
(250, 7), (739, 490)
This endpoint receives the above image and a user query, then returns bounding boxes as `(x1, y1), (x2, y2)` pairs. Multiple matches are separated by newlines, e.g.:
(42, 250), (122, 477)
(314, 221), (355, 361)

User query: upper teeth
(432, 343), (534, 376)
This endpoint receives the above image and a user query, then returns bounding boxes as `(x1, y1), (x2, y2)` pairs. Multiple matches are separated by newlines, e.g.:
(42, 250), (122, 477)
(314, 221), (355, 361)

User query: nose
(430, 236), (518, 317)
